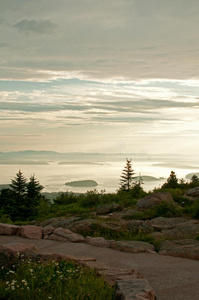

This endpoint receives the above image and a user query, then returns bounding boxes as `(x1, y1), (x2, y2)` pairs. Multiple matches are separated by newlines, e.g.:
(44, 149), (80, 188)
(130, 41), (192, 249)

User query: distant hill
(65, 180), (98, 187)
(185, 173), (199, 179)
(133, 176), (161, 182)
(0, 184), (10, 190)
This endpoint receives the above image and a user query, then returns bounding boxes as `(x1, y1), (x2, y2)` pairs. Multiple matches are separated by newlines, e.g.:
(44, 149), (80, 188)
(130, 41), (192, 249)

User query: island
(65, 180), (98, 187)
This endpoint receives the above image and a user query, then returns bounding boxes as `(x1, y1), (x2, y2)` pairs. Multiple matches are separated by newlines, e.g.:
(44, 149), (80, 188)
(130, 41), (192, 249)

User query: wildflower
(11, 286), (15, 290)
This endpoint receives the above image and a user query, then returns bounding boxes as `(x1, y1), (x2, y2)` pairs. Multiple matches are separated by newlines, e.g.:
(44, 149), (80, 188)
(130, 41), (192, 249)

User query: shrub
(0, 258), (114, 300)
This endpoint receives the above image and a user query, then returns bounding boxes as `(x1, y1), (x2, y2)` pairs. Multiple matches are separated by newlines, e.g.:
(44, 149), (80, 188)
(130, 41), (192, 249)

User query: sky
(0, 0), (199, 156)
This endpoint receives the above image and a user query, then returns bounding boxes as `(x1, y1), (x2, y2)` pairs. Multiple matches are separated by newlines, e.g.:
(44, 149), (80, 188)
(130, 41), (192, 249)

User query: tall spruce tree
(162, 171), (178, 188)
(10, 170), (27, 197)
(120, 159), (135, 191)
(27, 174), (44, 199)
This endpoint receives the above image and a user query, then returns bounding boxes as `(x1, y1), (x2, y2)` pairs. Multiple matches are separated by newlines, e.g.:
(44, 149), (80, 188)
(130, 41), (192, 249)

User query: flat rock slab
(159, 239), (199, 260)
(110, 240), (155, 253)
(150, 217), (188, 230)
(20, 225), (43, 239)
(86, 236), (112, 248)
(50, 227), (85, 243)
(2, 242), (38, 254)
(115, 279), (156, 300)
(0, 223), (21, 235)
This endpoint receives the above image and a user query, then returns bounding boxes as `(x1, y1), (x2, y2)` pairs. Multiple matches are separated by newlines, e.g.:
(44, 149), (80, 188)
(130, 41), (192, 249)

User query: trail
(1, 235), (199, 300)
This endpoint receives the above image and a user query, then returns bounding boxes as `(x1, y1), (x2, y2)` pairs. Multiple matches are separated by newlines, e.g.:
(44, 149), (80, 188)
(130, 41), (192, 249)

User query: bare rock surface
(159, 239), (199, 260)
(184, 186), (199, 199)
(20, 225), (43, 239)
(136, 192), (173, 209)
(0, 223), (21, 235)
(2, 242), (38, 254)
(115, 279), (156, 300)
(150, 217), (188, 230)
(43, 225), (55, 235)
(97, 204), (111, 215)
(150, 220), (199, 240)
(110, 240), (155, 253)
(86, 236), (112, 248)
(51, 227), (85, 243)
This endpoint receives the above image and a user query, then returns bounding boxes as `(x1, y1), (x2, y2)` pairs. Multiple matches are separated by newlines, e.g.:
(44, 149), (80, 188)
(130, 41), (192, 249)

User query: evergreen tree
(162, 171), (178, 189)
(27, 174), (44, 199)
(10, 170), (27, 197)
(120, 159), (135, 191)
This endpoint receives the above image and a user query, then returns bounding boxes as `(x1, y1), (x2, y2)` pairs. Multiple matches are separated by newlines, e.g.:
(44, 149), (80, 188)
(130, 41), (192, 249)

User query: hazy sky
(1, 0), (199, 155)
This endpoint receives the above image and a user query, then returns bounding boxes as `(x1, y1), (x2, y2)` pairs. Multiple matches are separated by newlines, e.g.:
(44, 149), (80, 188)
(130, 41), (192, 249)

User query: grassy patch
(0, 257), (114, 300)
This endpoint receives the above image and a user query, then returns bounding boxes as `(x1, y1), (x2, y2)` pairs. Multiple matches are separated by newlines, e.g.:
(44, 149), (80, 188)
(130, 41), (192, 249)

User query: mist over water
(1, 151), (199, 193)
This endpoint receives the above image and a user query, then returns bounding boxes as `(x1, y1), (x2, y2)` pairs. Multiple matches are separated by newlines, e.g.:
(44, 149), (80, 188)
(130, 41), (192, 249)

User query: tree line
(0, 170), (44, 221)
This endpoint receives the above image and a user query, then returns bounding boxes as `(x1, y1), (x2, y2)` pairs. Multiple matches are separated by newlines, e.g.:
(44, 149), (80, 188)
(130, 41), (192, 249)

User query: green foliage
(0, 258), (114, 300)
(27, 175), (43, 199)
(146, 201), (182, 219)
(10, 170), (27, 197)
(162, 171), (179, 189)
(184, 201), (199, 219)
(1, 170), (45, 222)
(53, 192), (77, 205)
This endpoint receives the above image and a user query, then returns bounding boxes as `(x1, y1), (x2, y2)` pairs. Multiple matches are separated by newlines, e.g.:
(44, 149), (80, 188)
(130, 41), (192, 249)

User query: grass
(0, 257), (114, 300)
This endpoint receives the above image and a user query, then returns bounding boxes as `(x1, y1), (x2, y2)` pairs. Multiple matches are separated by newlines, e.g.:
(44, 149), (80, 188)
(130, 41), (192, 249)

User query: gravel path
(1, 235), (199, 300)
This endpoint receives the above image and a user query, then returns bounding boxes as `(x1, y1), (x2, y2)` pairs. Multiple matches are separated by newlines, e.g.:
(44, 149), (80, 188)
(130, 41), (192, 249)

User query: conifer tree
(120, 159), (135, 191)
(27, 174), (44, 199)
(10, 170), (27, 197)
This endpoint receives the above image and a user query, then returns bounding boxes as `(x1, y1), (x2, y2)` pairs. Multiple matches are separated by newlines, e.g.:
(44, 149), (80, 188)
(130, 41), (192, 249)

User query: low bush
(0, 257), (114, 300)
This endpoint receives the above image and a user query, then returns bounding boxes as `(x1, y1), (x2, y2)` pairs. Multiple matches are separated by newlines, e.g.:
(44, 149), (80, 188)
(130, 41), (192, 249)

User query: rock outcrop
(159, 239), (199, 260)
(49, 227), (86, 243)
(115, 279), (156, 300)
(21, 225), (43, 239)
(184, 187), (199, 199)
(0, 223), (21, 235)
(136, 192), (173, 209)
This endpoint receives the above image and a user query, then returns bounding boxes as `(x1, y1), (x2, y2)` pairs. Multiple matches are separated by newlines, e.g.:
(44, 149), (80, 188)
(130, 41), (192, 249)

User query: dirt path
(1, 235), (199, 300)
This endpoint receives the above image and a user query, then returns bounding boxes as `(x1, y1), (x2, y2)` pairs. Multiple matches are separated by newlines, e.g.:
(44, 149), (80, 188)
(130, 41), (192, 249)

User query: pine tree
(162, 171), (178, 188)
(27, 174), (44, 199)
(120, 159), (135, 191)
(10, 170), (27, 197)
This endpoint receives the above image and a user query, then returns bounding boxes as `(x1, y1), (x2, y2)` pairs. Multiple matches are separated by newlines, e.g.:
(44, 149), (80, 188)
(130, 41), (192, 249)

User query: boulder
(0, 223), (21, 235)
(136, 192), (173, 209)
(150, 217), (188, 230)
(52, 227), (85, 243)
(39, 216), (80, 229)
(2, 242), (38, 254)
(43, 225), (55, 235)
(66, 219), (95, 233)
(115, 279), (156, 300)
(0, 243), (38, 268)
(184, 187), (199, 199)
(20, 225), (43, 239)
(86, 236), (112, 248)
(109, 240), (155, 253)
(159, 239), (199, 260)
(96, 204), (111, 215)
(110, 203), (123, 212)
(150, 220), (199, 240)
(98, 268), (143, 286)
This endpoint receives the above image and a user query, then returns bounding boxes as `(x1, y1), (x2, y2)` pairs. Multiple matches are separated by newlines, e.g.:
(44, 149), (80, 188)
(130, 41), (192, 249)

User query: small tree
(162, 171), (178, 189)
(10, 170), (27, 197)
(27, 174), (44, 199)
(120, 159), (135, 191)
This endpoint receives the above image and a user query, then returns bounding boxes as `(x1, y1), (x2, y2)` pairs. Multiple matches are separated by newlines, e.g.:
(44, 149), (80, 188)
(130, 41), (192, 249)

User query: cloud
(0, 0), (199, 81)
(14, 19), (57, 34)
